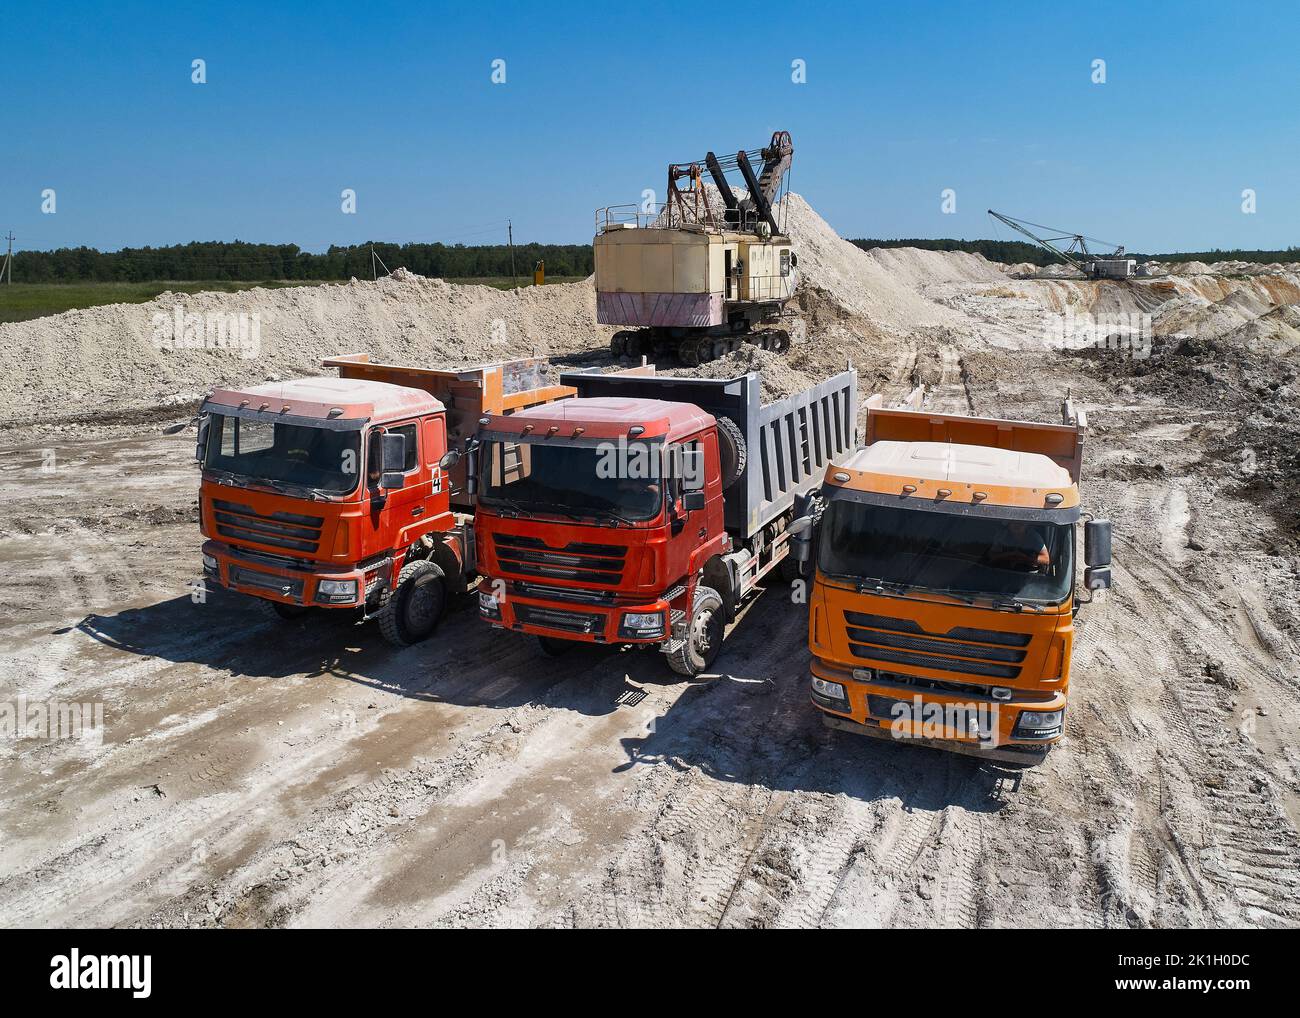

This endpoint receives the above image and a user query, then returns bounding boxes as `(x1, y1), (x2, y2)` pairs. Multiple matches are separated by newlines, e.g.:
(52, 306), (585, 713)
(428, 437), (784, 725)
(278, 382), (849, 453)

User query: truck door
(421, 413), (449, 520)
(665, 437), (707, 582)
(367, 420), (426, 545)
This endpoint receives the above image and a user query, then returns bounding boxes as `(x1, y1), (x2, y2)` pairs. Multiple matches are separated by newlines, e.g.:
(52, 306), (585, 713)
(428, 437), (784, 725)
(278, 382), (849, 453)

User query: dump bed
(324, 354), (582, 509)
(559, 368), (858, 538)
(865, 397), (1086, 483)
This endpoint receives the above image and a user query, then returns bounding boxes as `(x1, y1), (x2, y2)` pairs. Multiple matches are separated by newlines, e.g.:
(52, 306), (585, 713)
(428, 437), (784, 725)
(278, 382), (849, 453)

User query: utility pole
(507, 220), (517, 288)
(2, 232), (13, 284)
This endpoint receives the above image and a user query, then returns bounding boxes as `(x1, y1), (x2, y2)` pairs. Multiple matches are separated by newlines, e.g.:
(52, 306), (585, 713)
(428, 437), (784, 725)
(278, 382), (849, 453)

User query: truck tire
(715, 416), (747, 489)
(378, 560), (446, 647)
(667, 584), (724, 677)
(537, 635), (573, 657)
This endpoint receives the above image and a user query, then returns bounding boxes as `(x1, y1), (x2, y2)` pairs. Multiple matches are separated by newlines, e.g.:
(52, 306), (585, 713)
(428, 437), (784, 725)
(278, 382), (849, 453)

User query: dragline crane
(987, 210), (1136, 279)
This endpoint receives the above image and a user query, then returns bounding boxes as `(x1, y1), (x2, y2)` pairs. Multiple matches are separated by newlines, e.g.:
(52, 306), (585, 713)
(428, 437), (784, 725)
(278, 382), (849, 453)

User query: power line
(507, 219), (517, 287)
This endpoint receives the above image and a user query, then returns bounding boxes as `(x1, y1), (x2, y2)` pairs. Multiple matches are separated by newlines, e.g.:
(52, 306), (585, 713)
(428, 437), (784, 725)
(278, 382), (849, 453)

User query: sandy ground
(3, 276), (1299, 929)
(2, 193), (1298, 927)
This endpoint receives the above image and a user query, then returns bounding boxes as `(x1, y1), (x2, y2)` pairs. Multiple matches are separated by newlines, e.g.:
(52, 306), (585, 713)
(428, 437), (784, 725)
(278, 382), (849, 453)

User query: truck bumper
(202, 540), (374, 610)
(809, 659), (1064, 765)
(479, 577), (670, 646)
(818, 712), (1051, 766)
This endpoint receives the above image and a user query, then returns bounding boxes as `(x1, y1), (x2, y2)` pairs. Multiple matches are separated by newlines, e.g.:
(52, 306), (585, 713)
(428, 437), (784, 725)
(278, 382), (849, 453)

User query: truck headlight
(618, 611), (664, 638)
(202, 553), (218, 572)
(317, 579), (357, 602)
(479, 591), (501, 617)
(1015, 708), (1064, 738)
(811, 677), (846, 700)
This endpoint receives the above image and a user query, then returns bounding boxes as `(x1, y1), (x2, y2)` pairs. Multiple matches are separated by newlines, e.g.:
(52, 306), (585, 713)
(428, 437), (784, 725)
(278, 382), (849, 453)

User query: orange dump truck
(196, 355), (586, 645)
(788, 392), (1112, 765)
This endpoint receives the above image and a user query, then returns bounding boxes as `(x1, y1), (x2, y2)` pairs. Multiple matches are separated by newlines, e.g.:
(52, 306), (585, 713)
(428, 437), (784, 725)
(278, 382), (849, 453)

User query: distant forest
(848, 237), (1300, 267)
(9, 237), (1298, 284)
(10, 241), (595, 283)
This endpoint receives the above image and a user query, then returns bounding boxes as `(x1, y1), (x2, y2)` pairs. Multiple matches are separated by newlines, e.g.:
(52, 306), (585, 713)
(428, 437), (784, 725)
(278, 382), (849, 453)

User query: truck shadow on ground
(73, 588), (1020, 807)
(72, 589), (693, 718)
(615, 670), (1022, 810)
(606, 588), (1026, 809)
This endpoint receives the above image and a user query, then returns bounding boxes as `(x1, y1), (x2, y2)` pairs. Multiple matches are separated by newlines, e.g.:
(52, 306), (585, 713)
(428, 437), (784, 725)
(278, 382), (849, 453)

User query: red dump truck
(196, 355), (617, 645)
(470, 367), (858, 674)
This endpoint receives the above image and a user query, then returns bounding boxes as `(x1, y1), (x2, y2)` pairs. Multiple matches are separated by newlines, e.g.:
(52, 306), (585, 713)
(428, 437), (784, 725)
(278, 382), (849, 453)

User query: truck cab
(474, 394), (729, 668)
(792, 394), (1112, 765)
(197, 355), (580, 645)
(198, 376), (455, 636)
(475, 367), (859, 675)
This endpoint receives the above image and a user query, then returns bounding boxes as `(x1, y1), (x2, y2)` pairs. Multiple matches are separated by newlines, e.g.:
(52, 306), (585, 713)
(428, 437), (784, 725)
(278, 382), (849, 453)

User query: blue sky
(4, 0), (1297, 254)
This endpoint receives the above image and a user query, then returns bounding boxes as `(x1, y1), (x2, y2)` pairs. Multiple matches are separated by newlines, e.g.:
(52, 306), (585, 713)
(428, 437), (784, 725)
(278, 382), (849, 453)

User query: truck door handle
(411, 506), (425, 517)
(698, 526), (707, 538)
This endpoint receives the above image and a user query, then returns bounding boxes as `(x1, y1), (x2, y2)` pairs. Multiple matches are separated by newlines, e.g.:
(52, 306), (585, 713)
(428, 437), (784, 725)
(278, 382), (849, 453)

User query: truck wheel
(715, 416), (747, 488)
(537, 635), (572, 657)
(667, 585), (724, 677)
(378, 560), (446, 646)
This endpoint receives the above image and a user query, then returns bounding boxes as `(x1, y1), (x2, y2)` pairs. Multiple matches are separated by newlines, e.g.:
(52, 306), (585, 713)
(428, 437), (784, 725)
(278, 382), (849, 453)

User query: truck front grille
(229, 565), (305, 600)
(213, 499), (324, 554)
(493, 534), (626, 584)
(514, 604), (604, 635)
(511, 581), (618, 606)
(844, 610), (1029, 680)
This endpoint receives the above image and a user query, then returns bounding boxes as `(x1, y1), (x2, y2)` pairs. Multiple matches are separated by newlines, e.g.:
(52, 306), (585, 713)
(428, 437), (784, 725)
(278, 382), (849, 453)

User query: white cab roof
(844, 441), (1073, 490)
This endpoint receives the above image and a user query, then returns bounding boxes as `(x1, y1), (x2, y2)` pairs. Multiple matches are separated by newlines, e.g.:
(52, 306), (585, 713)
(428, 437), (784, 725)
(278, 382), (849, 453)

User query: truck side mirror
(466, 443), (480, 496)
(1084, 518), (1113, 590)
(191, 413), (209, 462)
(194, 415), (210, 463)
(438, 449), (460, 470)
(379, 432), (406, 489)
(683, 490), (706, 512)
(788, 514), (814, 562)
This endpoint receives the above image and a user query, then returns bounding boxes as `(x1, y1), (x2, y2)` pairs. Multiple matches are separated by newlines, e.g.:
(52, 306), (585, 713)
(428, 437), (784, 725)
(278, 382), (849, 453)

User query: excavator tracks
(612, 329), (791, 366)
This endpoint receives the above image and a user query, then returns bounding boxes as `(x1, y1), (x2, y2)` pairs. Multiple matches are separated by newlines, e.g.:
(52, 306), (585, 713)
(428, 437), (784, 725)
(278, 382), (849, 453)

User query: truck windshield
(203, 414), (362, 495)
(818, 501), (1074, 604)
(478, 439), (663, 522)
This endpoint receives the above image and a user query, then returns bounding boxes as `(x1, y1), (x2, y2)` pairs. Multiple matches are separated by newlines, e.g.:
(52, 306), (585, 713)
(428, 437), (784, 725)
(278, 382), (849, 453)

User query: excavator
(594, 131), (798, 365)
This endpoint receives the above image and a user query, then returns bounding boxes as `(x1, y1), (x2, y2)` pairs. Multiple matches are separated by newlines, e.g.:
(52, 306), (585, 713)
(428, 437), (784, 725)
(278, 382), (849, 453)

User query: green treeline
(849, 238), (1300, 267)
(11, 237), (1298, 283)
(11, 241), (595, 283)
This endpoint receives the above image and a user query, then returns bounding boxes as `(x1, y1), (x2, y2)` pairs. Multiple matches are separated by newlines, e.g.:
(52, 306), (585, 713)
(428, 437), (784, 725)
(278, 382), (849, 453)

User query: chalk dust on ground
(2, 193), (1299, 929)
